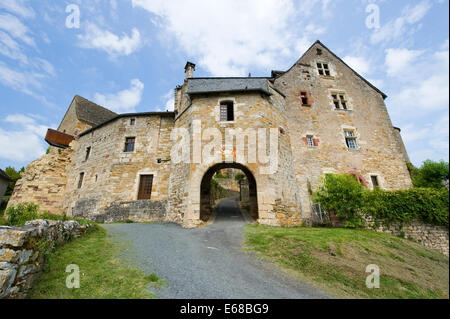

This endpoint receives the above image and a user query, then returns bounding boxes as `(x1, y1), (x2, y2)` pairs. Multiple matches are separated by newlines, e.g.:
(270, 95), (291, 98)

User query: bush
(5, 203), (40, 226)
(407, 160), (449, 189)
(313, 174), (449, 229)
(312, 174), (366, 228)
(4, 203), (91, 226)
(363, 187), (449, 227)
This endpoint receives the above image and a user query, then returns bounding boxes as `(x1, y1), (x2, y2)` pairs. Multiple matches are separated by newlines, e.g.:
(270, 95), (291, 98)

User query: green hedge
(363, 187), (449, 227)
(313, 174), (449, 228)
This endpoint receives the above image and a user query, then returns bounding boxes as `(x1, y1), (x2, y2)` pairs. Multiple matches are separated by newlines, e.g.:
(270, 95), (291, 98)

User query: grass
(244, 225), (449, 299)
(28, 225), (163, 299)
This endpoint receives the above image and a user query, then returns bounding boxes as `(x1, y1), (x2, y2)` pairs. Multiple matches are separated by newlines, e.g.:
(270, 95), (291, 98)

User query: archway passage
(200, 163), (258, 223)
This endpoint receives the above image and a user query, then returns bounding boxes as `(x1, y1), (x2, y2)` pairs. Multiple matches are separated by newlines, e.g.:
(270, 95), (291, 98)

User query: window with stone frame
(78, 172), (84, 189)
(138, 175), (154, 200)
(306, 135), (315, 148)
(130, 118), (136, 126)
(332, 93), (348, 110)
(371, 175), (380, 188)
(220, 101), (234, 122)
(344, 130), (358, 150)
(124, 137), (135, 152)
(317, 62), (331, 76)
(300, 91), (311, 106)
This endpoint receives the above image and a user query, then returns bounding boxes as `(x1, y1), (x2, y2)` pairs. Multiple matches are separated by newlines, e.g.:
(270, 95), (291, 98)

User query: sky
(0, 0), (448, 170)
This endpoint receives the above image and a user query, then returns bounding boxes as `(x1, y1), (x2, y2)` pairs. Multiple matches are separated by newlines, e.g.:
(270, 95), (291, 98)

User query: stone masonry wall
(65, 115), (174, 220)
(274, 42), (413, 221)
(0, 220), (91, 299)
(7, 147), (73, 215)
(368, 219), (449, 256)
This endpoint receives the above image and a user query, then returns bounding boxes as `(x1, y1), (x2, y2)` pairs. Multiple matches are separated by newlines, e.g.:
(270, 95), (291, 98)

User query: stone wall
(0, 219), (91, 299)
(367, 219), (449, 256)
(72, 200), (168, 223)
(7, 147), (73, 215)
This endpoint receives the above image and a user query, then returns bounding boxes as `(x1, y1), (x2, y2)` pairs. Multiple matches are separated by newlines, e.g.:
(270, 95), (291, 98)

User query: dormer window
(220, 101), (234, 122)
(317, 62), (330, 76)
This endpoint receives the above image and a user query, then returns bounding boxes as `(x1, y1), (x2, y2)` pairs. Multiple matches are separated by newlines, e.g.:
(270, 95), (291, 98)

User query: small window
(307, 136), (315, 148)
(220, 101), (234, 122)
(124, 137), (135, 152)
(344, 130), (358, 150)
(85, 147), (91, 161)
(300, 91), (310, 106)
(78, 172), (84, 189)
(332, 93), (348, 109)
(138, 175), (154, 200)
(95, 175), (98, 183)
(371, 176), (379, 188)
(130, 118), (135, 126)
(317, 62), (331, 76)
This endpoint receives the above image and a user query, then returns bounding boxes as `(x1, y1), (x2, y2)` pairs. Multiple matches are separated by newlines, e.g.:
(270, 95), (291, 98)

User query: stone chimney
(185, 62), (196, 80)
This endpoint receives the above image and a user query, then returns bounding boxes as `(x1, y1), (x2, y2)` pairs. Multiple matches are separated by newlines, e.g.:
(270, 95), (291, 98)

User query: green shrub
(363, 187), (449, 227)
(5, 203), (40, 226)
(313, 174), (449, 229)
(312, 174), (366, 228)
(408, 160), (449, 189)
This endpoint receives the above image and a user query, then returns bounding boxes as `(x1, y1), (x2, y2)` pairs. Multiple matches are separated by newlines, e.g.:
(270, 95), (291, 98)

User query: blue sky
(0, 0), (448, 170)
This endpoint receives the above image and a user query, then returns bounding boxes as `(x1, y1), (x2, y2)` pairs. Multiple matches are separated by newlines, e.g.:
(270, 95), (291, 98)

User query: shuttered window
(220, 101), (234, 122)
(138, 175), (153, 200)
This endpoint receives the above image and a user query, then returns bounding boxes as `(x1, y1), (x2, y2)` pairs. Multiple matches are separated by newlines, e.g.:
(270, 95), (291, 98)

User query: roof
(78, 112), (175, 137)
(187, 77), (271, 96)
(73, 95), (118, 126)
(0, 169), (12, 182)
(274, 40), (388, 100)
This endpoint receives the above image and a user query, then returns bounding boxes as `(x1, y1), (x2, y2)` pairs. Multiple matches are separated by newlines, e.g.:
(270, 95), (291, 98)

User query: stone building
(8, 41), (412, 227)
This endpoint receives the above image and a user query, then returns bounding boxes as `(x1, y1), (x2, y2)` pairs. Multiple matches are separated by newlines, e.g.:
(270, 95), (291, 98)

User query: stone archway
(199, 163), (258, 222)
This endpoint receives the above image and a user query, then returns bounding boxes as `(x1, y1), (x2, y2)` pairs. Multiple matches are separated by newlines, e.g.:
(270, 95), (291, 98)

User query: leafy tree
(4, 166), (24, 196)
(408, 160), (449, 189)
(235, 173), (246, 183)
(312, 174), (366, 228)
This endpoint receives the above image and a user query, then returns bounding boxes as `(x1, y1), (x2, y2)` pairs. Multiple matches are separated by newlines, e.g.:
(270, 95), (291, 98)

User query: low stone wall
(0, 219), (91, 299)
(367, 219), (449, 256)
(72, 200), (168, 223)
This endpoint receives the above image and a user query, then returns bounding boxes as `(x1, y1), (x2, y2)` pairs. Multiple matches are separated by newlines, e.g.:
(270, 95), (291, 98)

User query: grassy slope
(29, 226), (162, 299)
(244, 225), (449, 299)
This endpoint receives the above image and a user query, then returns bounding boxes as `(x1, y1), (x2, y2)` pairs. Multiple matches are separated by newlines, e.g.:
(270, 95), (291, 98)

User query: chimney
(185, 62), (196, 80)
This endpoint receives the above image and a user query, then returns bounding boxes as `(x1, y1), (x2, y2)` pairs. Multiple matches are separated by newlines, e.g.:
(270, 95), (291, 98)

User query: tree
(4, 167), (24, 196)
(408, 160), (449, 189)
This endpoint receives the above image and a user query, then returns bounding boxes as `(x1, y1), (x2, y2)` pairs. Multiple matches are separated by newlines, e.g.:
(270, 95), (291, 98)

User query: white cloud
(371, 1), (432, 45)
(0, 30), (28, 63)
(94, 79), (144, 113)
(385, 48), (424, 76)
(0, 114), (49, 163)
(78, 23), (142, 57)
(343, 56), (371, 76)
(0, 0), (35, 19)
(132, 0), (320, 76)
(0, 13), (35, 46)
(161, 90), (174, 111)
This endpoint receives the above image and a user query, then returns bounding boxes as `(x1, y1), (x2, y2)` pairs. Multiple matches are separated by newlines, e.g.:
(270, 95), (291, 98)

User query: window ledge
(347, 148), (361, 152)
(334, 108), (352, 112)
(319, 75), (335, 80)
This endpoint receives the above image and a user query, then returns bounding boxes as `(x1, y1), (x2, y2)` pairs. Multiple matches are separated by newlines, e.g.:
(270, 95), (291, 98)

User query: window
(124, 137), (135, 152)
(78, 172), (84, 189)
(307, 136), (315, 148)
(332, 93), (348, 109)
(317, 62), (330, 76)
(138, 175), (154, 200)
(85, 147), (91, 161)
(344, 130), (358, 150)
(300, 91), (310, 106)
(220, 101), (234, 122)
(130, 118), (135, 126)
(371, 176), (379, 188)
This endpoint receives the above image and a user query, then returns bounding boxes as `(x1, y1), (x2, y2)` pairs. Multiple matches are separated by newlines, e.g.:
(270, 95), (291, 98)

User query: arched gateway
(200, 163), (258, 222)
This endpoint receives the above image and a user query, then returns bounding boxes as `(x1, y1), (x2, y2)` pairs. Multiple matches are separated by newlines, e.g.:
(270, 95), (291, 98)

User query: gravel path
(103, 197), (329, 299)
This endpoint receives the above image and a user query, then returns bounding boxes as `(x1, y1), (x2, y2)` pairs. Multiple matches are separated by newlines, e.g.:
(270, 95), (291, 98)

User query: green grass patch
(244, 225), (449, 299)
(28, 226), (163, 299)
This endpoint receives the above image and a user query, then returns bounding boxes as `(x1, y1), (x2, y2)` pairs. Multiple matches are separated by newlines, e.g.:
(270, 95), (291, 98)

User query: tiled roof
(187, 78), (271, 95)
(73, 95), (118, 126)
